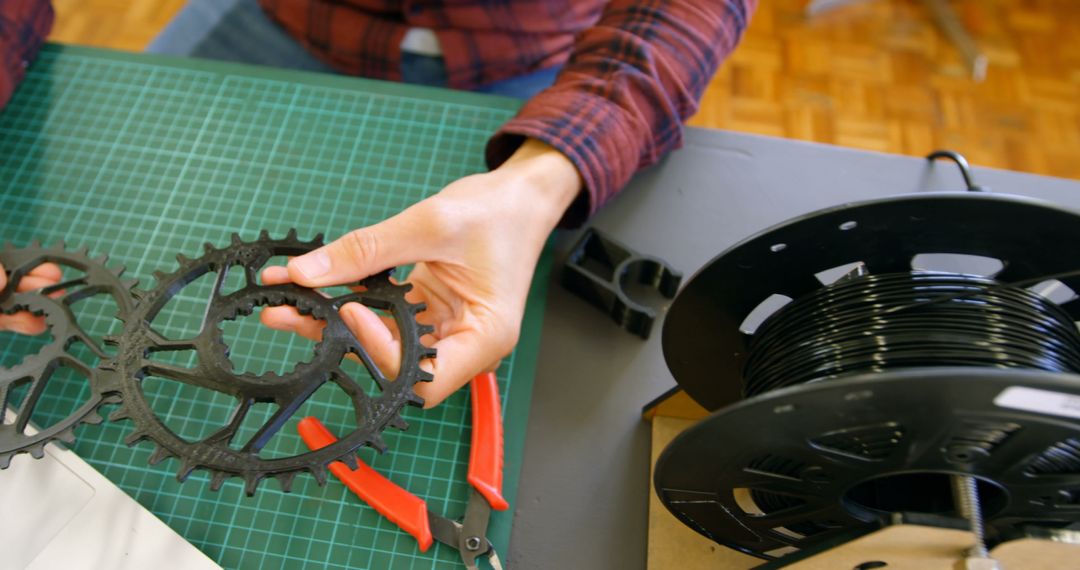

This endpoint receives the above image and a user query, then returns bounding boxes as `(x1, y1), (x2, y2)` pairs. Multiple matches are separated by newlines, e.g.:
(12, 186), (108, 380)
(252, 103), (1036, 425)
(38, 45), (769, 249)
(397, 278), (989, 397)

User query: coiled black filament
(742, 272), (1080, 397)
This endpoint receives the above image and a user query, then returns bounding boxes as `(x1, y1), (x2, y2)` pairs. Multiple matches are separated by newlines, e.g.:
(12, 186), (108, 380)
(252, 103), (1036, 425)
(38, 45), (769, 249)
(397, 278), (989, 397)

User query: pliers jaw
(298, 372), (508, 568)
(431, 489), (502, 569)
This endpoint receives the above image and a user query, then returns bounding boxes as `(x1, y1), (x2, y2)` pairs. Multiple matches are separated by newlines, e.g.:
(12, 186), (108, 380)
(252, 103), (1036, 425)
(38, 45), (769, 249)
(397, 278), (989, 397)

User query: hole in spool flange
(739, 294), (793, 335)
(1029, 280), (1079, 305)
(910, 253), (1004, 277)
(814, 262), (868, 286)
(844, 472), (1007, 518)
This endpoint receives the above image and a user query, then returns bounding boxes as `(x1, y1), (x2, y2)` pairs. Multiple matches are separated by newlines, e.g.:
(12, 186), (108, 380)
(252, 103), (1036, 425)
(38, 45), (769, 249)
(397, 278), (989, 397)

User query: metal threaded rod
(951, 475), (990, 558)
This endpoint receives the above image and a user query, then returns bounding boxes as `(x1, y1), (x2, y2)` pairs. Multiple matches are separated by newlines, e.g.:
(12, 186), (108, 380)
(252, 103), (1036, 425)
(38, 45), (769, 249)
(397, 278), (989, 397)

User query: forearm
(495, 138), (583, 232)
(487, 0), (756, 226)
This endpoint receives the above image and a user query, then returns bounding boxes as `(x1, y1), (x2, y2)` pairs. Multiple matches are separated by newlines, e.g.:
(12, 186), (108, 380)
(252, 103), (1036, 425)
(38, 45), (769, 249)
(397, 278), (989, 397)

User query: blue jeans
(148, 0), (560, 100)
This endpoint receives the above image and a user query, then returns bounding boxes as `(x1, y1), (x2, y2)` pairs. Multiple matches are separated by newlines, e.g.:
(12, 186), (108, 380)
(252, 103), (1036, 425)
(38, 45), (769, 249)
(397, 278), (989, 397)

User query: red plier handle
(298, 372), (508, 552)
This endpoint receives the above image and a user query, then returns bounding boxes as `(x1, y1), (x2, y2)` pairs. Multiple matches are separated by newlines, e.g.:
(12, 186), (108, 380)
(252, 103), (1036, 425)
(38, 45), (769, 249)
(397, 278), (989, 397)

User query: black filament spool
(655, 193), (1080, 560)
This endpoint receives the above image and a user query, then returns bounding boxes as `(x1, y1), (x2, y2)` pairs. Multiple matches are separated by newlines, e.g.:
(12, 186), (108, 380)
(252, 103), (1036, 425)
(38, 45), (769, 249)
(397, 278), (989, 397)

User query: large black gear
(102, 230), (433, 495)
(0, 241), (136, 467)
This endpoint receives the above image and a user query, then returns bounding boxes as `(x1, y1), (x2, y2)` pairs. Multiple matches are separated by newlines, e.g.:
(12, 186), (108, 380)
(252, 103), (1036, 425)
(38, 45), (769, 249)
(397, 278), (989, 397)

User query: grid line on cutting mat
(0, 45), (547, 569)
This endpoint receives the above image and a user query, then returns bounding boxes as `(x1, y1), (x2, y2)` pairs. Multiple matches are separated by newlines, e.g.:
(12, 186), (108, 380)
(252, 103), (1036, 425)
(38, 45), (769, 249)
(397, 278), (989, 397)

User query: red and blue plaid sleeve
(0, 0), (53, 110)
(486, 0), (756, 227)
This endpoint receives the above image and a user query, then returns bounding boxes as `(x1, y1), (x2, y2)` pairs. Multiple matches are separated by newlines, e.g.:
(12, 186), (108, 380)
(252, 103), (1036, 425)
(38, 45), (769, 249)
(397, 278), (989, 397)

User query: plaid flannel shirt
(4, 0), (755, 224)
(261, 0), (755, 225)
(0, 0), (53, 108)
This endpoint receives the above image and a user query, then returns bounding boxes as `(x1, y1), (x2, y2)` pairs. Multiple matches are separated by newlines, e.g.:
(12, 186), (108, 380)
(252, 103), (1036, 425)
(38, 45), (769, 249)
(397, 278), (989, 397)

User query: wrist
(498, 138), (582, 226)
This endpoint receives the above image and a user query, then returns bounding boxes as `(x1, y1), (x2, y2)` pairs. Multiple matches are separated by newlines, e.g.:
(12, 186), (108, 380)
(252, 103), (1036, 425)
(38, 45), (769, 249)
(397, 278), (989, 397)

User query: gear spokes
(105, 230), (433, 495)
(0, 241), (136, 467)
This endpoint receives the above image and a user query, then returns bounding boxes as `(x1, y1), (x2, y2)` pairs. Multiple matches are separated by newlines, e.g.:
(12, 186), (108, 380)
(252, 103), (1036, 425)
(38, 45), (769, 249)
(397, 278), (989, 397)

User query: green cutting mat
(0, 44), (550, 569)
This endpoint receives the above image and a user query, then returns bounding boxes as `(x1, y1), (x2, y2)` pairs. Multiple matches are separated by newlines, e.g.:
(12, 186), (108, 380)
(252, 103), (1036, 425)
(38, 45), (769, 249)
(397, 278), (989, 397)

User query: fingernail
(291, 251), (331, 280)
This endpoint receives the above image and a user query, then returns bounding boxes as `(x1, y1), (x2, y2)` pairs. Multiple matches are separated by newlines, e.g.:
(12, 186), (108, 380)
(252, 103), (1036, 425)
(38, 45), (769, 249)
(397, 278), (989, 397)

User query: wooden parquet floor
(47, 0), (1080, 180)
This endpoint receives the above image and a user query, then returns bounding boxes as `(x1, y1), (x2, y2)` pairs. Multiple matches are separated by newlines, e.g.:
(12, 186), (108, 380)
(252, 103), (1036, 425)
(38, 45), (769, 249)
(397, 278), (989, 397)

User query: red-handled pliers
(298, 372), (508, 569)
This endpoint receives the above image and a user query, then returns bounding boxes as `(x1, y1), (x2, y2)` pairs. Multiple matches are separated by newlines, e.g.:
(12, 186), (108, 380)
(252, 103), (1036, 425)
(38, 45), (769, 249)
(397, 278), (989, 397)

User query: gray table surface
(508, 127), (1080, 569)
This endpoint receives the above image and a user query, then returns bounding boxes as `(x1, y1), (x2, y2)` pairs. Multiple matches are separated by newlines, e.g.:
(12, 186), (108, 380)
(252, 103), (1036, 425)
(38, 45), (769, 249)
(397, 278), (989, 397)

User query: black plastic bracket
(561, 229), (682, 339)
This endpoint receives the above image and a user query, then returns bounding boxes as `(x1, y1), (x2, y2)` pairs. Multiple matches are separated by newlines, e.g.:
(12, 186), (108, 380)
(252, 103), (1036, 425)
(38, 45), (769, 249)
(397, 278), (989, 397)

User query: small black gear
(0, 241), (137, 467)
(104, 230), (433, 495)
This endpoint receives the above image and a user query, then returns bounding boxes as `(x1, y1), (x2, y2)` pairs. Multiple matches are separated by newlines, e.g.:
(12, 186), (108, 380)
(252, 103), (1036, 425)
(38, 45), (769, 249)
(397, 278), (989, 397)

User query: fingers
(259, 306), (327, 342)
(260, 303), (403, 379)
(0, 314), (47, 335)
(0, 263), (63, 333)
(17, 275), (60, 292)
(29, 263), (62, 282)
(0, 262), (61, 292)
(340, 303), (402, 380)
(286, 211), (430, 287)
(260, 265), (291, 285)
(414, 330), (504, 408)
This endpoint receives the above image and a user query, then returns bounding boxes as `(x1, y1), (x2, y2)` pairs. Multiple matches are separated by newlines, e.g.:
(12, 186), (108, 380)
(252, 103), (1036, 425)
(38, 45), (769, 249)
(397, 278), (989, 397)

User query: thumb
(287, 211), (428, 287)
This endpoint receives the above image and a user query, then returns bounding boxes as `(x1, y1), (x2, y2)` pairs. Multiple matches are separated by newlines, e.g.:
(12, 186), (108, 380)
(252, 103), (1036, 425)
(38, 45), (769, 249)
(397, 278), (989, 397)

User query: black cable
(742, 272), (1080, 397)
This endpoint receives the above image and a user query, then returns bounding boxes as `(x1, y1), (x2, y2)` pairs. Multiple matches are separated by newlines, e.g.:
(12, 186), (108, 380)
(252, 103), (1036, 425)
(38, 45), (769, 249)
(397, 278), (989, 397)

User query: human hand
(0, 261), (63, 334)
(261, 138), (582, 407)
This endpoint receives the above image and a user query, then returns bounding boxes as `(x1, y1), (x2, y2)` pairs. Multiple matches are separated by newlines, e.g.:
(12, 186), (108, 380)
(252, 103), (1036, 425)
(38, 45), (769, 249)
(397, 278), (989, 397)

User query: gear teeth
(68, 233), (426, 495)
(243, 474), (263, 496)
(210, 471), (230, 492)
(109, 405), (131, 422)
(411, 302), (427, 314)
(0, 241), (141, 468)
(420, 348), (437, 360)
(123, 429), (149, 446)
(309, 464), (329, 486)
(176, 461), (196, 483)
(340, 453), (359, 470)
(417, 370), (434, 383)
(203, 242), (215, 253)
(148, 445), (173, 466)
(276, 472), (298, 493)
(418, 325), (435, 336)
(312, 232), (325, 244)
(57, 429), (76, 444)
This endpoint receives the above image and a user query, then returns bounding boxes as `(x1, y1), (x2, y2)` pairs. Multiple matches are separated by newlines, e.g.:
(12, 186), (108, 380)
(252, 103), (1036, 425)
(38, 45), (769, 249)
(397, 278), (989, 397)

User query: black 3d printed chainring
(103, 230), (433, 495)
(0, 242), (136, 467)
